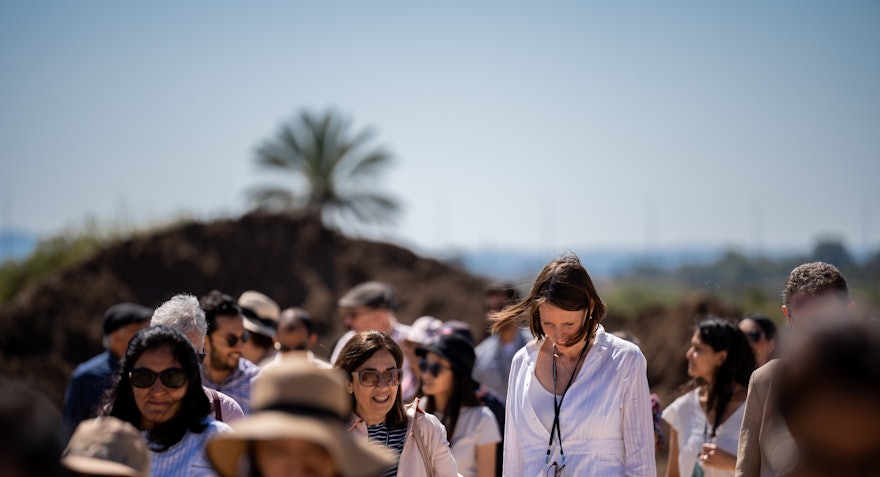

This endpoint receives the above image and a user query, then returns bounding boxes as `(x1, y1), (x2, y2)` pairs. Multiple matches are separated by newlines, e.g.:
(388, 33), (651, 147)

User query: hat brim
(206, 412), (393, 477)
(243, 316), (276, 338)
(62, 455), (143, 477)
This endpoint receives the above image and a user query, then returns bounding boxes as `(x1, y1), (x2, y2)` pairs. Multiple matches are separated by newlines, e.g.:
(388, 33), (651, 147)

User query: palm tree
(247, 108), (400, 230)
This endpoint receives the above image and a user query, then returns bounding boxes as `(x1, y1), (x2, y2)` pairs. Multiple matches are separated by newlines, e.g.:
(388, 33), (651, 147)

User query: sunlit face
(538, 303), (586, 350)
(207, 314), (246, 372)
(341, 307), (393, 334)
(277, 321), (310, 352)
(685, 331), (727, 382)
(419, 352), (454, 398)
(253, 439), (336, 477)
(132, 346), (188, 430)
(349, 349), (399, 425)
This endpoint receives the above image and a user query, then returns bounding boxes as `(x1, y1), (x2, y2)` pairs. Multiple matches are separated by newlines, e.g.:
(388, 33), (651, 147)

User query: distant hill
(0, 230), (37, 263)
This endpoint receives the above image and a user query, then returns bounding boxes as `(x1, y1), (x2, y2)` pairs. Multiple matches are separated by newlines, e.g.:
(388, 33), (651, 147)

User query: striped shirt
(202, 358), (260, 415)
(367, 423), (407, 477)
(145, 419), (232, 477)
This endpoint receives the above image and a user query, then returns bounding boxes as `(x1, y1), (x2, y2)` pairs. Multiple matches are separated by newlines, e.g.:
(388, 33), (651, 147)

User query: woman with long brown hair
(493, 253), (655, 476)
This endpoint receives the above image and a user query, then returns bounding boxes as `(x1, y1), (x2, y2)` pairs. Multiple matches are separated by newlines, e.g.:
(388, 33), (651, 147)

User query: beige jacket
(348, 400), (461, 477)
(734, 359), (797, 477)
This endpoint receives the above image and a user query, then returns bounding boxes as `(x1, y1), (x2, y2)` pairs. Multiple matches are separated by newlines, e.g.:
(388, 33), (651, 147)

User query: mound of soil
(0, 213), (488, 405)
(0, 211), (741, 414)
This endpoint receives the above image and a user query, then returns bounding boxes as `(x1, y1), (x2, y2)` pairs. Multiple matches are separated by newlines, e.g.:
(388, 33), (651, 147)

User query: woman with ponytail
(662, 318), (756, 477)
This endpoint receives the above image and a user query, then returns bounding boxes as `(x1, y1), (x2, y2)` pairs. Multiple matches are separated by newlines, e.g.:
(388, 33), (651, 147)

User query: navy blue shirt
(62, 350), (119, 439)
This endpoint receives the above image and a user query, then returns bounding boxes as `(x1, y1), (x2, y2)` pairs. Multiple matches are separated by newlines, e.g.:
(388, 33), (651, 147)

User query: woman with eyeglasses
(662, 318), (755, 477)
(107, 325), (231, 476)
(736, 314), (777, 368)
(492, 253), (656, 476)
(417, 333), (501, 477)
(335, 330), (459, 477)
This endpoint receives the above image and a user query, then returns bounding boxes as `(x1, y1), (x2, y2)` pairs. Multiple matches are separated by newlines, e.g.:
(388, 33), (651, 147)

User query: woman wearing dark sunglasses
(107, 325), (231, 476)
(335, 330), (459, 477)
(417, 333), (501, 477)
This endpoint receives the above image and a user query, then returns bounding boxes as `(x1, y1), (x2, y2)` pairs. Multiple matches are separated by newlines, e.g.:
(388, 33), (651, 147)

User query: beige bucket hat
(62, 416), (150, 477)
(206, 357), (394, 477)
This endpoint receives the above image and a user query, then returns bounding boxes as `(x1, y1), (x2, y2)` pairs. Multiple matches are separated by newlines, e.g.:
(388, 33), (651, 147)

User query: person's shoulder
(601, 330), (645, 362)
(239, 357), (262, 376)
(71, 351), (114, 377)
(203, 418), (233, 435)
(750, 358), (780, 385)
(475, 334), (498, 353)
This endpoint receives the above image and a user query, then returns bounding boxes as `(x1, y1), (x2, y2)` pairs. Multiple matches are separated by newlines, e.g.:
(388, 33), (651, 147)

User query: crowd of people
(1, 254), (877, 477)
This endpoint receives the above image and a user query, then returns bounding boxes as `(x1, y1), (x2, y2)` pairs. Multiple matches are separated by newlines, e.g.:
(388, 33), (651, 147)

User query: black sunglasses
(745, 330), (764, 343)
(418, 359), (450, 377)
(223, 331), (250, 347)
(129, 367), (187, 389)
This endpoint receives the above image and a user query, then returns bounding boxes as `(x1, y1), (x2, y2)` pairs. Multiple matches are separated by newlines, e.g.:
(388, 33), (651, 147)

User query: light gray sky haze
(2, 1), (878, 256)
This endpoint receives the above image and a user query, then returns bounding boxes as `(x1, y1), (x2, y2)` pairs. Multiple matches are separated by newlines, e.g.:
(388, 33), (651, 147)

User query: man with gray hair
(151, 293), (244, 422)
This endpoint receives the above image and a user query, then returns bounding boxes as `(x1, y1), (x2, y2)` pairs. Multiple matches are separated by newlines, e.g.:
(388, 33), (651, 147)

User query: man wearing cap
(197, 290), (261, 415)
(238, 290), (281, 367)
(62, 302), (152, 440)
(329, 281), (417, 400)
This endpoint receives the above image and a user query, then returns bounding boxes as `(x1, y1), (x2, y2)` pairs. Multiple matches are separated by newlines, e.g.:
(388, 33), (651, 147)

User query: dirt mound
(0, 213), (488, 405)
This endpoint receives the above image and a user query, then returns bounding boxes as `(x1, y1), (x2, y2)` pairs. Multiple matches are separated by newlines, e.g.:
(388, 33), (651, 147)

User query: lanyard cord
(545, 340), (590, 465)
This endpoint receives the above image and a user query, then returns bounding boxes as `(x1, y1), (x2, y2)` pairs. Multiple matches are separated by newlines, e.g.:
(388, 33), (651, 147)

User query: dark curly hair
(107, 325), (211, 451)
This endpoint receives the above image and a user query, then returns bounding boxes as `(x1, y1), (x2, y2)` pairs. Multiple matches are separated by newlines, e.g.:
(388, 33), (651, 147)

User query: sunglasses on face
(223, 331), (250, 347)
(745, 330), (764, 343)
(129, 367), (187, 389)
(351, 369), (402, 387)
(418, 359), (450, 377)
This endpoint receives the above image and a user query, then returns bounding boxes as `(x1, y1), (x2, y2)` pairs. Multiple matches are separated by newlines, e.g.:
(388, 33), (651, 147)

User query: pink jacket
(348, 400), (461, 477)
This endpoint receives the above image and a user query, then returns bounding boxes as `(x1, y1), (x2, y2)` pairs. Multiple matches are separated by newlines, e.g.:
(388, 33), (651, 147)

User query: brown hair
(333, 330), (407, 429)
(782, 261), (849, 308)
(490, 253), (607, 345)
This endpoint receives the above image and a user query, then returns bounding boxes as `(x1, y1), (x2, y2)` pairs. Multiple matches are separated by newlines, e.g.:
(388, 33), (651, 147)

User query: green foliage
(247, 108), (400, 231)
(602, 277), (690, 318)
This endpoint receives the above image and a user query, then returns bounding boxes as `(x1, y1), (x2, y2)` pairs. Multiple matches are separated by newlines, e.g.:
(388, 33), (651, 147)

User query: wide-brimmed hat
(206, 357), (393, 477)
(62, 416), (150, 477)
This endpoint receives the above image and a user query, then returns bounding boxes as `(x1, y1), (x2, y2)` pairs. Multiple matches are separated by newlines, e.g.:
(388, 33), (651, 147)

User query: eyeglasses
(745, 330), (764, 343)
(223, 331), (250, 347)
(129, 367), (187, 389)
(418, 359), (450, 377)
(546, 462), (566, 477)
(351, 369), (402, 387)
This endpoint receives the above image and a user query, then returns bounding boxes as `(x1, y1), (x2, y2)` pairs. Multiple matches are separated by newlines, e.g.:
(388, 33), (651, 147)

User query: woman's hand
(699, 443), (737, 470)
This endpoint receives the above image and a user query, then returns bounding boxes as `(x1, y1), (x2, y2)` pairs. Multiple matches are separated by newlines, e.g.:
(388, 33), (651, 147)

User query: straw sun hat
(206, 357), (394, 477)
(62, 416), (150, 477)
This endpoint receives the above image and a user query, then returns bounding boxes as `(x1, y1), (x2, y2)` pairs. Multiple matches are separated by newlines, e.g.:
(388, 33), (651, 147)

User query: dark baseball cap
(338, 282), (398, 311)
(103, 303), (153, 335)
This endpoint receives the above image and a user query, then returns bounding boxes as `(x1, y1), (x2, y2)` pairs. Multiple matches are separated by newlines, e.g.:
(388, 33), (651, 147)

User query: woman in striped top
(107, 325), (231, 477)
(335, 330), (460, 477)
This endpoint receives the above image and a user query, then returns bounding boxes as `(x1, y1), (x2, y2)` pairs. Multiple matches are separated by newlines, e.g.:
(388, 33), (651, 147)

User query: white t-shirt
(447, 406), (502, 477)
(662, 388), (745, 477)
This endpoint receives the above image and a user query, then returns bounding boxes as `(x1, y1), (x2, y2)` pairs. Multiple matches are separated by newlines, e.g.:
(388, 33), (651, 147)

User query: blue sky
(2, 1), (878, 257)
